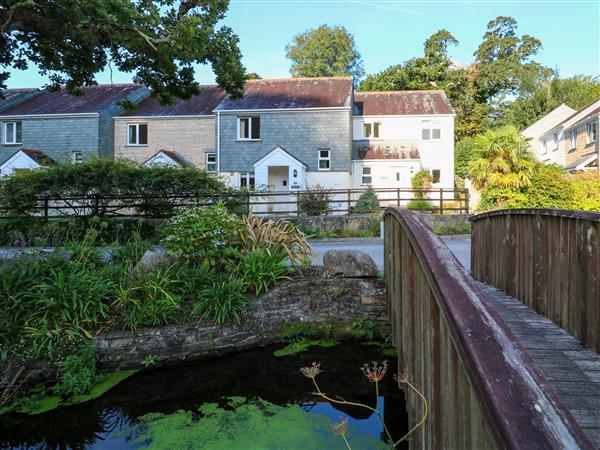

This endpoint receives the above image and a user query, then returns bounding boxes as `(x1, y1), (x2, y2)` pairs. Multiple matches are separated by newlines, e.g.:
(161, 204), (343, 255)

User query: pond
(1, 342), (408, 449)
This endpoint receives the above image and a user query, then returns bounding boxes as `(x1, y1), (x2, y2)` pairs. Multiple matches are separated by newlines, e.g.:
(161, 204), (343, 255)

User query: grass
(431, 224), (471, 235)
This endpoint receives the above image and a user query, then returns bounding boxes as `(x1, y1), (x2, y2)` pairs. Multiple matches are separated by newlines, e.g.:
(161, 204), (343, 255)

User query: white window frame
(552, 132), (558, 150)
(361, 166), (372, 185)
(127, 123), (148, 146)
(430, 169), (441, 183)
(541, 139), (548, 155)
(239, 172), (255, 191)
(587, 122), (597, 144)
(71, 151), (83, 164)
(205, 152), (216, 172)
(318, 149), (331, 171)
(570, 129), (577, 150)
(363, 122), (381, 139)
(237, 116), (260, 141)
(3, 121), (21, 145)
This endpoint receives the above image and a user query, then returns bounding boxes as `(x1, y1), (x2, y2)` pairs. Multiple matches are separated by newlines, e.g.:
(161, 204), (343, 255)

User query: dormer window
(128, 123), (148, 146)
(4, 121), (22, 145)
(238, 117), (260, 140)
(364, 122), (380, 138)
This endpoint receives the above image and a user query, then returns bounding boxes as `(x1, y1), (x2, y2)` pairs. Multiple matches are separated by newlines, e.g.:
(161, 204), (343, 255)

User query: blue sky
(5, 0), (600, 88)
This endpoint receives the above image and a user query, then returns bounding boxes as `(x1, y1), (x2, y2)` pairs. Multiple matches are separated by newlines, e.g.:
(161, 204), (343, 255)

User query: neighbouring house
(142, 149), (194, 168)
(537, 99), (600, 172)
(352, 90), (455, 192)
(0, 148), (56, 177)
(0, 84), (148, 172)
(522, 104), (576, 165)
(114, 85), (225, 169)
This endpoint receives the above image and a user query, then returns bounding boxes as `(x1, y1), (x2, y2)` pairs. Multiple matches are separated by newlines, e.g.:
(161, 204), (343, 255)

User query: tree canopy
(285, 25), (364, 79)
(0, 0), (246, 103)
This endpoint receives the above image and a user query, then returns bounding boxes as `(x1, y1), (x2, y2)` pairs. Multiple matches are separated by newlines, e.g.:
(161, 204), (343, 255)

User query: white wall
(522, 104), (575, 165)
(0, 152), (40, 177)
(538, 128), (567, 166)
(353, 114), (455, 189)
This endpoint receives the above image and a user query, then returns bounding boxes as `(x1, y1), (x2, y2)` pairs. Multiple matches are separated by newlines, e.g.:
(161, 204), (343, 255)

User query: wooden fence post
(347, 189), (351, 215)
(296, 192), (301, 217)
(397, 188), (400, 207)
(439, 188), (444, 214)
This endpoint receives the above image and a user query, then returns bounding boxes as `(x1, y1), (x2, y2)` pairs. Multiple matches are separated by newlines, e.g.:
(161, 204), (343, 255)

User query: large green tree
(0, 0), (246, 103)
(285, 25), (364, 79)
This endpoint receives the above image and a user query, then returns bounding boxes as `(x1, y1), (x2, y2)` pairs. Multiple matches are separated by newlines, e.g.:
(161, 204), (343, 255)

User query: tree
(286, 25), (364, 79)
(245, 72), (262, 80)
(504, 75), (600, 130)
(0, 1), (246, 103)
(468, 125), (536, 192)
(455, 136), (478, 179)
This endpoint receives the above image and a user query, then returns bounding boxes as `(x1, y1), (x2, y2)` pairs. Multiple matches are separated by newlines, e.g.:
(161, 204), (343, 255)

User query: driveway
(309, 235), (471, 272)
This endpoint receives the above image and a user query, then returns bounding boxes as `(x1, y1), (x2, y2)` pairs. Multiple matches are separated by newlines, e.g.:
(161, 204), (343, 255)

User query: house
(215, 77), (354, 192)
(0, 84), (148, 171)
(537, 99), (600, 172)
(0, 148), (56, 177)
(115, 85), (225, 169)
(142, 149), (194, 168)
(352, 91), (455, 191)
(522, 104), (576, 165)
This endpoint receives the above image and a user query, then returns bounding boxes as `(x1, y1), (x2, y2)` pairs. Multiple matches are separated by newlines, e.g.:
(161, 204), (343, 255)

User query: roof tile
(354, 90), (454, 116)
(121, 85), (226, 116)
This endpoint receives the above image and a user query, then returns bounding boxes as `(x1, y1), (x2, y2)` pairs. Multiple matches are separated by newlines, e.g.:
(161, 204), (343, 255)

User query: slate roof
(551, 98), (600, 132)
(216, 77), (353, 111)
(0, 89), (39, 110)
(0, 84), (144, 115)
(353, 90), (455, 116)
(120, 85), (226, 116)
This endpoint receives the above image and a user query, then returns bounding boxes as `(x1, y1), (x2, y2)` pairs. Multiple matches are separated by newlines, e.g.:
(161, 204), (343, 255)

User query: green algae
(128, 397), (390, 450)
(273, 338), (339, 357)
(4, 370), (137, 416)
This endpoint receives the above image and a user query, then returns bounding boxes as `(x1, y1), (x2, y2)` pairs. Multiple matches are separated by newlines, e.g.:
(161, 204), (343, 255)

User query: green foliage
(298, 184), (332, 216)
(411, 170), (433, 200)
(127, 397), (387, 450)
(407, 199), (433, 210)
(273, 338), (338, 357)
(431, 225), (472, 235)
(162, 204), (242, 267)
(455, 136), (478, 179)
(505, 164), (574, 209)
(0, 1), (245, 103)
(237, 248), (291, 295)
(354, 187), (380, 212)
(193, 278), (248, 325)
(468, 125), (535, 193)
(569, 173), (600, 212)
(285, 25), (364, 79)
(0, 159), (235, 217)
(53, 345), (98, 398)
(350, 316), (376, 341)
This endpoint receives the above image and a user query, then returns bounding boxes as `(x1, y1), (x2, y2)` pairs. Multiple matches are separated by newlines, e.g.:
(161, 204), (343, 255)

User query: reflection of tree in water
(1, 343), (408, 449)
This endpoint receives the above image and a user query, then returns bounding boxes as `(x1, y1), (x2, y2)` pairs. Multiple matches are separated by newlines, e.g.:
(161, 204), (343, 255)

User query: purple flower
(214, 240), (225, 247)
(12, 239), (21, 247)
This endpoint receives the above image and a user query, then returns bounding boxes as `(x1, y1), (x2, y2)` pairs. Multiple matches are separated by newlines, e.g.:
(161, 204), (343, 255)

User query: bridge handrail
(384, 207), (592, 449)
(470, 208), (600, 353)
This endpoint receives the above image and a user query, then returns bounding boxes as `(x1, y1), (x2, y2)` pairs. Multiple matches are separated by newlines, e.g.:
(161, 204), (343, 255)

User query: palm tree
(468, 125), (536, 191)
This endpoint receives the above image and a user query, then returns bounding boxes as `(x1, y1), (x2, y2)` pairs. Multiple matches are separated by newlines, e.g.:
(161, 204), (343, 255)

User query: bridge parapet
(470, 208), (600, 353)
(384, 207), (592, 450)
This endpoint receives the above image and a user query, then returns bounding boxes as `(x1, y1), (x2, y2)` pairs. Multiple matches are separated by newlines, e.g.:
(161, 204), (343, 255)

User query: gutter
(0, 112), (99, 119)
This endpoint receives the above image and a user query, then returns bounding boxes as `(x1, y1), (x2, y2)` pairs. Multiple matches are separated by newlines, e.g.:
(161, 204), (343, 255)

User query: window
(318, 149), (331, 171)
(4, 121), (22, 144)
(421, 129), (431, 140)
(71, 151), (83, 164)
(13, 168), (31, 176)
(552, 132), (558, 150)
(431, 169), (441, 183)
(240, 172), (255, 191)
(570, 130), (577, 150)
(361, 166), (372, 185)
(127, 123), (148, 145)
(205, 152), (216, 172)
(432, 129), (441, 139)
(542, 139), (547, 155)
(421, 128), (441, 140)
(364, 122), (380, 138)
(587, 122), (597, 144)
(238, 116), (260, 140)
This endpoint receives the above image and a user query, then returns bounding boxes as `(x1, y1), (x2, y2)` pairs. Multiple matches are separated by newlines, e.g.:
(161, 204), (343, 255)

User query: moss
(126, 397), (388, 449)
(274, 338), (339, 357)
(70, 370), (137, 403)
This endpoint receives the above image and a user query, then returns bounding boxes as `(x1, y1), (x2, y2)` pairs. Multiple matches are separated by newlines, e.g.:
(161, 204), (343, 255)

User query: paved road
(309, 235), (471, 272)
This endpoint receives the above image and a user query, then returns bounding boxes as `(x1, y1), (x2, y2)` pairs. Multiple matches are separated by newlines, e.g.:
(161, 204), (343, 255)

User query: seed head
(361, 360), (388, 383)
(300, 362), (321, 379)
(331, 417), (348, 436)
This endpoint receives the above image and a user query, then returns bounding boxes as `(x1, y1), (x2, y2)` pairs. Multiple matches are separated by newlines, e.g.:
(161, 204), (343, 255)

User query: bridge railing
(384, 207), (592, 450)
(470, 208), (600, 353)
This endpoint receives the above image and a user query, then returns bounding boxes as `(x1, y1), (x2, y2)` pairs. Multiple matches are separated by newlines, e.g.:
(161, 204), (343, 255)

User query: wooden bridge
(384, 208), (600, 449)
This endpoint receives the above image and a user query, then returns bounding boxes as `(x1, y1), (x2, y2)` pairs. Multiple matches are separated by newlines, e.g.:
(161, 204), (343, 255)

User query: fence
(471, 208), (600, 353)
(383, 207), (591, 449)
(0, 187), (469, 219)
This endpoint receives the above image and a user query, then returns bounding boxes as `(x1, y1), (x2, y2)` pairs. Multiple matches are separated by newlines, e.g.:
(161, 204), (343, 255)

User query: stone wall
(93, 275), (387, 370)
(283, 214), (381, 234)
(415, 213), (472, 230)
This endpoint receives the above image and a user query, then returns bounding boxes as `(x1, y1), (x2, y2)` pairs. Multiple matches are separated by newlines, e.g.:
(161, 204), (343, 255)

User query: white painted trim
(216, 111), (221, 172)
(253, 145), (307, 168)
(0, 113), (98, 119)
(3, 121), (21, 145)
(317, 148), (331, 171)
(205, 151), (217, 172)
(215, 106), (351, 114)
(113, 115), (214, 120)
(126, 122), (148, 146)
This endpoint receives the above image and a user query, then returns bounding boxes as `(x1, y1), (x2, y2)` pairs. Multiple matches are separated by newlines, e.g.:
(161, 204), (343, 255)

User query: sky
(5, 0), (600, 88)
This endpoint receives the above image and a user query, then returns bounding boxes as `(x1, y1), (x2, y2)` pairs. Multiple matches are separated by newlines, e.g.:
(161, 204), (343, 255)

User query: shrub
(237, 248), (291, 295)
(193, 278), (248, 325)
(411, 170), (433, 200)
(298, 184), (331, 216)
(569, 172), (600, 211)
(454, 136), (477, 179)
(53, 345), (98, 397)
(354, 187), (380, 213)
(162, 204), (242, 267)
(505, 164), (574, 209)
(238, 217), (314, 265)
(407, 199), (433, 210)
